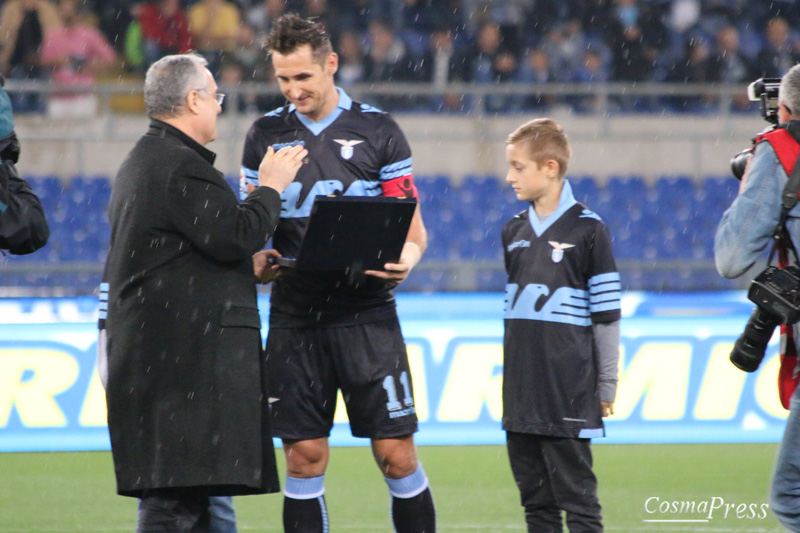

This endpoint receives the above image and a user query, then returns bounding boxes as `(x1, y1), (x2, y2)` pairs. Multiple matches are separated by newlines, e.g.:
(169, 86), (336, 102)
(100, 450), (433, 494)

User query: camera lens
(730, 308), (780, 372)
(730, 150), (752, 181)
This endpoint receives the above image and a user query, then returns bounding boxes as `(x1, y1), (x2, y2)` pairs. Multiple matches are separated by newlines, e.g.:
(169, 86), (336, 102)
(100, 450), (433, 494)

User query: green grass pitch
(0, 443), (786, 532)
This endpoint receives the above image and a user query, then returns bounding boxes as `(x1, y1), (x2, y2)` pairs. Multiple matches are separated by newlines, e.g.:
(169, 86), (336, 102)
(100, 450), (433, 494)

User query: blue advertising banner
(0, 293), (789, 452)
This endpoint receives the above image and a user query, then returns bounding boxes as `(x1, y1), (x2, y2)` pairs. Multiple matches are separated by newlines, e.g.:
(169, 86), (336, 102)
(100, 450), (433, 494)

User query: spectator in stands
(138, 0), (193, 69)
(457, 21), (505, 81)
(708, 25), (755, 111)
(337, 0), (372, 34)
(418, 26), (462, 112)
(298, 0), (344, 45)
(574, 48), (610, 83)
(756, 17), (797, 78)
(605, 23), (658, 82)
(335, 30), (365, 86)
(455, 21), (520, 112)
(0, 0), (61, 77)
(232, 21), (271, 81)
(666, 38), (715, 112)
(245, 0), (286, 39)
(363, 19), (415, 82)
(539, 21), (586, 82)
(0, 75), (49, 254)
(0, 0), (61, 112)
(517, 48), (556, 110)
(572, 48), (611, 112)
(709, 26), (753, 83)
(399, 0), (463, 37)
(38, 0), (116, 119)
(92, 0), (138, 56)
(187, 0), (241, 76)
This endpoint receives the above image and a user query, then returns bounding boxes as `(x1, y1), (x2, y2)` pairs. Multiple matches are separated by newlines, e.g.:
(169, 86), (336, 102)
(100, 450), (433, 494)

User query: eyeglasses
(193, 88), (225, 106)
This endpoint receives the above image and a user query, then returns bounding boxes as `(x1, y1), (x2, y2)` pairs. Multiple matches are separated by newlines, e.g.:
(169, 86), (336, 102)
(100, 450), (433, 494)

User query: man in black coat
(0, 76), (49, 255)
(101, 52), (306, 531)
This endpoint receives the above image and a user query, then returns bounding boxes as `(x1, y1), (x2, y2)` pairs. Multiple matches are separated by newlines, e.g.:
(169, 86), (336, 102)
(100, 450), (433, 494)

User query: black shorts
(264, 317), (419, 440)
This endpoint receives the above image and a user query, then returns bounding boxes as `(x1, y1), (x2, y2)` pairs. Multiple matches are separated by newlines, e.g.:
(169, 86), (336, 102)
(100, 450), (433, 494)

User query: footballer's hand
(253, 249), (283, 284)
(258, 144), (307, 193)
(601, 401), (614, 418)
(365, 258), (412, 287)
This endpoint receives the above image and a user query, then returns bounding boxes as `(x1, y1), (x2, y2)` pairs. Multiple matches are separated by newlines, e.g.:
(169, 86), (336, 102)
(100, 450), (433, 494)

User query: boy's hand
(601, 401), (614, 417)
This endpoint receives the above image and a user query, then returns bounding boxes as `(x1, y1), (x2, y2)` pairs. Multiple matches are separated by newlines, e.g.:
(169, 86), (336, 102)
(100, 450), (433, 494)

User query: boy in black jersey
(501, 118), (621, 532)
(240, 14), (435, 533)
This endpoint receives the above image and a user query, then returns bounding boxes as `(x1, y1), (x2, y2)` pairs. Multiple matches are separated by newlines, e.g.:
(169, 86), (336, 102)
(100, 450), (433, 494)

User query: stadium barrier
(0, 292), (788, 452)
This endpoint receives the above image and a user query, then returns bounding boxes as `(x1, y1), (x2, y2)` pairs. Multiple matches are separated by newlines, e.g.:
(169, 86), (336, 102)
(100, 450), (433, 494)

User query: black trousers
(506, 432), (602, 533)
(138, 488), (212, 533)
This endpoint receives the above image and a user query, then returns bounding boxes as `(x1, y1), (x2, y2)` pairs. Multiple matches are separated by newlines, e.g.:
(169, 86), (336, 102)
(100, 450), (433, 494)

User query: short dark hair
(264, 14), (333, 65)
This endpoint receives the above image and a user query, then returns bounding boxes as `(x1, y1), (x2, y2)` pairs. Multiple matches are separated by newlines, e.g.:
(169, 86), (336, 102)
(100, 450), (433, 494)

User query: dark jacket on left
(0, 134), (49, 254)
(102, 120), (281, 498)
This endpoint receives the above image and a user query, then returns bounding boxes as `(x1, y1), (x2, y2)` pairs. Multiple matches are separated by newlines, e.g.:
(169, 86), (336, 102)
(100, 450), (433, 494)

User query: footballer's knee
(372, 435), (418, 479)
(283, 438), (330, 478)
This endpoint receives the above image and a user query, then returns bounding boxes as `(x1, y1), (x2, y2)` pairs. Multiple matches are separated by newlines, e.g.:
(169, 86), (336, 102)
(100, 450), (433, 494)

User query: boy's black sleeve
(586, 224), (621, 323)
(0, 161), (49, 255)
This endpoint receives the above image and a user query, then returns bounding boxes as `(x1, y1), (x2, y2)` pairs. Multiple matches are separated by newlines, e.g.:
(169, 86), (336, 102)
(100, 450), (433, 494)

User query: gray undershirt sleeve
(593, 319), (621, 403)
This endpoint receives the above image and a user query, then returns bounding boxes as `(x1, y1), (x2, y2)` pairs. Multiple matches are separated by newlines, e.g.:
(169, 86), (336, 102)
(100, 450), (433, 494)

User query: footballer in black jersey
(241, 14), (434, 533)
(241, 89), (419, 327)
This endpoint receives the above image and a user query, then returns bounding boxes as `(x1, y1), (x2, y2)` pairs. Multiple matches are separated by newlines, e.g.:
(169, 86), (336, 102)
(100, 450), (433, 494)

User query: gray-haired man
(100, 52), (306, 532)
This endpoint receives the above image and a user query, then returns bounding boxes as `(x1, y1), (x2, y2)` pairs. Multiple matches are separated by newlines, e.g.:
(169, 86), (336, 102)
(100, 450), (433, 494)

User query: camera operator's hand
(258, 144), (307, 194)
(738, 154), (754, 193)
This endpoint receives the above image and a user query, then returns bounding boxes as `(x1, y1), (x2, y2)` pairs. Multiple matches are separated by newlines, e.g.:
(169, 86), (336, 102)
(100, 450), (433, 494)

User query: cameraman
(0, 76), (49, 255)
(714, 63), (800, 531)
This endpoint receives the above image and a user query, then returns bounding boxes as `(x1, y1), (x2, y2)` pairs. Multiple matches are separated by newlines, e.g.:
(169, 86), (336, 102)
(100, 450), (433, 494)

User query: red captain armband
(381, 174), (419, 199)
(756, 127), (800, 176)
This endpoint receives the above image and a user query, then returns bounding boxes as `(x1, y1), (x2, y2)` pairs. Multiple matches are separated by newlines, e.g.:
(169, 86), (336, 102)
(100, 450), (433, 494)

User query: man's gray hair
(780, 64), (800, 118)
(144, 53), (208, 119)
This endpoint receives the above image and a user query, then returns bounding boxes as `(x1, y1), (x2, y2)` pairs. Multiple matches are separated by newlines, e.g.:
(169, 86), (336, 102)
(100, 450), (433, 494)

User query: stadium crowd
(2, 0), (800, 114)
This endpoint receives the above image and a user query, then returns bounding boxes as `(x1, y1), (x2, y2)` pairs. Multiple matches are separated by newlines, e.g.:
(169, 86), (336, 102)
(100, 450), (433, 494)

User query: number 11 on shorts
(383, 372), (414, 412)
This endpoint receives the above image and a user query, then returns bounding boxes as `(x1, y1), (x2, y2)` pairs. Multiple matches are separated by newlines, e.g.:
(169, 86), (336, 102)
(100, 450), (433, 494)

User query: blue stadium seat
(474, 270), (507, 292)
(569, 175), (599, 204)
(24, 175), (64, 210)
(416, 175), (453, 206)
(225, 175), (239, 195)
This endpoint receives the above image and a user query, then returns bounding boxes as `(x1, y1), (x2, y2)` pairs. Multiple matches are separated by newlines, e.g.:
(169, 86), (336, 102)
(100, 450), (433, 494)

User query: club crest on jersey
(548, 241), (575, 263)
(333, 139), (364, 160)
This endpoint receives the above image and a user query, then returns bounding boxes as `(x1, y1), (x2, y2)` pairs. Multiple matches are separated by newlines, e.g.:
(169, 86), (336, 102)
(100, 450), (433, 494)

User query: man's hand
(365, 242), (421, 286)
(253, 249), (283, 284)
(601, 401), (614, 418)
(258, 144), (307, 194)
(365, 258), (412, 287)
(738, 154), (754, 193)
